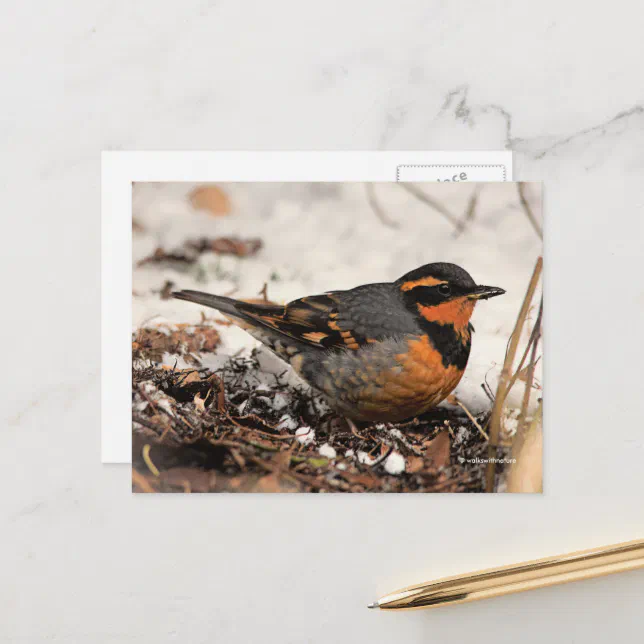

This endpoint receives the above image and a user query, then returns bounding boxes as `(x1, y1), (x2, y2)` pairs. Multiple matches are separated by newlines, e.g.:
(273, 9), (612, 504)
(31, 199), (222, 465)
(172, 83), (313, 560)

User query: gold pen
(369, 538), (644, 611)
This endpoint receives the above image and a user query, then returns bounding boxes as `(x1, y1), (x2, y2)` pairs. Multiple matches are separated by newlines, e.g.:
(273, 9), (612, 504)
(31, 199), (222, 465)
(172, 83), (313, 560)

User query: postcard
(126, 178), (542, 493)
(103, 151), (513, 464)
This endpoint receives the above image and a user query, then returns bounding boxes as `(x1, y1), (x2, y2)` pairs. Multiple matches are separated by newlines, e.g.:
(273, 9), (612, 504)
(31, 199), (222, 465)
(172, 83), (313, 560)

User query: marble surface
(2, 1), (644, 642)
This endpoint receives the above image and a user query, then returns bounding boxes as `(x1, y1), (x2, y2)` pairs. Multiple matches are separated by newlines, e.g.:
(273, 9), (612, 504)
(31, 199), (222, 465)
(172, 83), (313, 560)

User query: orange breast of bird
(321, 334), (467, 422)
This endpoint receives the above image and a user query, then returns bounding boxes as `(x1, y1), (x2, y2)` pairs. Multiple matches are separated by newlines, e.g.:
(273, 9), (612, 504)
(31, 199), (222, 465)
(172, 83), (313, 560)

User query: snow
(132, 182), (542, 416)
(276, 415), (299, 431)
(356, 451), (377, 466)
(295, 426), (315, 445)
(318, 443), (337, 459)
(503, 409), (520, 437)
(270, 393), (290, 411)
(384, 451), (406, 475)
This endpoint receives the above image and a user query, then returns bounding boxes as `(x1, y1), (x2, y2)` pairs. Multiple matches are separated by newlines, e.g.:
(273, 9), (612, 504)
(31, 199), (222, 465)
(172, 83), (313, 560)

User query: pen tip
(367, 601), (379, 609)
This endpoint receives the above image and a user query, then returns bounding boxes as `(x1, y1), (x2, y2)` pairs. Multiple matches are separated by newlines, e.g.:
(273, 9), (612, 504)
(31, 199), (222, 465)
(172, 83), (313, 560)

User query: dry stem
(454, 185), (481, 237)
(485, 256), (543, 492)
(365, 183), (400, 229)
(456, 401), (489, 441)
(517, 297), (543, 434)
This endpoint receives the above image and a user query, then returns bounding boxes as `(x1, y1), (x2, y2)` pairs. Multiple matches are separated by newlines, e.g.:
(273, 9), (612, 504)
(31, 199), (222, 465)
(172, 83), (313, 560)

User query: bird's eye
(438, 284), (451, 297)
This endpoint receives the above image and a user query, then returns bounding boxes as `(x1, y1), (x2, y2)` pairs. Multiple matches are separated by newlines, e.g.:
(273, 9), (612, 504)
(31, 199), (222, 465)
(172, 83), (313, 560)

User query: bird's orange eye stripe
(399, 277), (447, 291)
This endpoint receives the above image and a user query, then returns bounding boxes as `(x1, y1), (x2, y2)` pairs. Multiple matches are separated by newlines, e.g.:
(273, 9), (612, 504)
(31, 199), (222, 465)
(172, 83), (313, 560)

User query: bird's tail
(172, 290), (246, 318)
(172, 290), (302, 363)
(172, 290), (286, 327)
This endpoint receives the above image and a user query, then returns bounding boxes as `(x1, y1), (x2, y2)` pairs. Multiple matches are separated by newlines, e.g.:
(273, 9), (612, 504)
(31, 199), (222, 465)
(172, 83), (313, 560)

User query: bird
(172, 263), (505, 423)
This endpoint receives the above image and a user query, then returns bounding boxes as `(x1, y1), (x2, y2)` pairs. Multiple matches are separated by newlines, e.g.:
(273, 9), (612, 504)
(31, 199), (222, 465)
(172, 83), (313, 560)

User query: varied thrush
(173, 263), (505, 422)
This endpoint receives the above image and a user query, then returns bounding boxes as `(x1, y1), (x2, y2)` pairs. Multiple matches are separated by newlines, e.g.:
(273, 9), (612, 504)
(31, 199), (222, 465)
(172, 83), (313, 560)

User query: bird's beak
(467, 285), (506, 300)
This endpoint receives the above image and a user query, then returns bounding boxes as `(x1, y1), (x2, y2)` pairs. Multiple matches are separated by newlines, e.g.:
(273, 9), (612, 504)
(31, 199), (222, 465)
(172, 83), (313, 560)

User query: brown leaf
(193, 392), (206, 412)
(274, 449), (292, 471)
(189, 185), (231, 216)
(187, 236), (262, 258)
(423, 431), (451, 469)
(183, 371), (202, 384)
(253, 473), (299, 493)
(407, 456), (425, 474)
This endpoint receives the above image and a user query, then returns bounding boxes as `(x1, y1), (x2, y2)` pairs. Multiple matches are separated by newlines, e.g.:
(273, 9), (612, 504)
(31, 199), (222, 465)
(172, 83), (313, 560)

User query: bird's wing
(236, 283), (418, 351)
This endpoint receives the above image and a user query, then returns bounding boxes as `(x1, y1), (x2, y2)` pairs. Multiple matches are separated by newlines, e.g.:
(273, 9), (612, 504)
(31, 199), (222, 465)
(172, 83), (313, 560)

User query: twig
(346, 417), (363, 439)
(132, 414), (167, 435)
(370, 445), (395, 469)
(485, 256), (543, 492)
(517, 297), (543, 434)
(132, 469), (156, 493)
(398, 182), (460, 228)
(481, 381), (495, 403)
(518, 183), (543, 238)
(456, 401), (489, 441)
(454, 185), (481, 237)
(365, 183), (399, 229)
(142, 444), (160, 477)
(229, 448), (246, 470)
(503, 298), (544, 402)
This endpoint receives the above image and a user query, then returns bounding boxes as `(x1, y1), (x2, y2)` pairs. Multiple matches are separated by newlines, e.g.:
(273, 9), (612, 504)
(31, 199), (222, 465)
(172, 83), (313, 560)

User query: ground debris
(132, 347), (511, 493)
(133, 324), (221, 365)
(137, 236), (263, 267)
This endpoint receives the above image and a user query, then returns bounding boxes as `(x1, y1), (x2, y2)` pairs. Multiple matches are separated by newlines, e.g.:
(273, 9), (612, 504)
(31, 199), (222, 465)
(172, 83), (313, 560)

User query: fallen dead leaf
(183, 371), (202, 384)
(137, 237), (262, 267)
(423, 431), (451, 469)
(193, 392), (206, 412)
(189, 184), (231, 216)
(253, 473), (299, 493)
(407, 456), (425, 474)
(133, 325), (221, 363)
(187, 237), (262, 258)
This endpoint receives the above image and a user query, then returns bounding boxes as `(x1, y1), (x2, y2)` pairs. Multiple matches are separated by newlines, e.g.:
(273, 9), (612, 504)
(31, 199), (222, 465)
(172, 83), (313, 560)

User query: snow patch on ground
(277, 415), (299, 431)
(295, 426), (315, 445)
(384, 451), (406, 475)
(356, 451), (377, 466)
(318, 443), (337, 459)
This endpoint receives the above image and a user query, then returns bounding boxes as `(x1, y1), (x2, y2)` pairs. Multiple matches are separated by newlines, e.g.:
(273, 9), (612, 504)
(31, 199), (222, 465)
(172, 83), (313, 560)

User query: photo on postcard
(131, 182), (542, 493)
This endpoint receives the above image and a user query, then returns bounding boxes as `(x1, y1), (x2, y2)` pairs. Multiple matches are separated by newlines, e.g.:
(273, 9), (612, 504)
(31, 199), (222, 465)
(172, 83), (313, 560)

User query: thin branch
(370, 445), (395, 469)
(398, 182), (460, 228)
(456, 401), (489, 441)
(142, 444), (160, 477)
(485, 256), (543, 492)
(517, 297), (543, 434)
(365, 183), (399, 229)
(453, 184), (482, 237)
(503, 298), (544, 403)
(518, 182), (543, 238)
